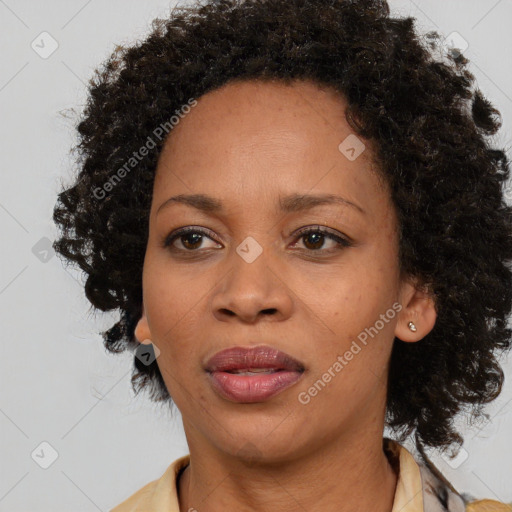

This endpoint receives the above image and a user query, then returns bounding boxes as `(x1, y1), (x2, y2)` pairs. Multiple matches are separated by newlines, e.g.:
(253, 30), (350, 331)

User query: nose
(210, 244), (294, 324)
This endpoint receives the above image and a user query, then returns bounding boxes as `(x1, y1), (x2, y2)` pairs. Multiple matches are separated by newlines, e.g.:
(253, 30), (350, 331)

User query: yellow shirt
(110, 438), (511, 512)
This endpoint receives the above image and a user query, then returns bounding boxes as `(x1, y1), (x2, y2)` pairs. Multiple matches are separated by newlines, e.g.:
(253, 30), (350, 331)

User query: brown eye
(302, 231), (326, 250)
(163, 227), (221, 251)
(180, 232), (203, 250)
(292, 226), (352, 253)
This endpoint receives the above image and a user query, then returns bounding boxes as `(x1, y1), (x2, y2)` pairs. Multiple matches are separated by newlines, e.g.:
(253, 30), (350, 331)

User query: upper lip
(205, 345), (305, 373)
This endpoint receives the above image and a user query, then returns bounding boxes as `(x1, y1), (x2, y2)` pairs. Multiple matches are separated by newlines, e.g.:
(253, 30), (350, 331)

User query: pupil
(305, 232), (323, 249)
(183, 233), (202, 249)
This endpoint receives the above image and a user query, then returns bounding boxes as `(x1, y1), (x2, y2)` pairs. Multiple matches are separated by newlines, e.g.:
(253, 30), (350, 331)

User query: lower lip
(207, 370), (304, 403)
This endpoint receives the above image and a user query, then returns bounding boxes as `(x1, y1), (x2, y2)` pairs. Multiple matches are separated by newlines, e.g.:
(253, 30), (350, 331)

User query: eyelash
(162, 225), (353, 255)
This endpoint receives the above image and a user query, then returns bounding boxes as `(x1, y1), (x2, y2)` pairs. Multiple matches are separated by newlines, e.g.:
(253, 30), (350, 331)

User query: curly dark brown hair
(53, 0), (512, 454)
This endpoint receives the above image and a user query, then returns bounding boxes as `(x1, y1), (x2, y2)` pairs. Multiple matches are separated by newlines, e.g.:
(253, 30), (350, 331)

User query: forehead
(152, 79), (388, 218)
(159, 79), (353, 163)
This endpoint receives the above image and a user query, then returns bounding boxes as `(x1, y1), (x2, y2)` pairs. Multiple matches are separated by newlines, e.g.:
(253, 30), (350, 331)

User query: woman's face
(135, 79), (431, 461)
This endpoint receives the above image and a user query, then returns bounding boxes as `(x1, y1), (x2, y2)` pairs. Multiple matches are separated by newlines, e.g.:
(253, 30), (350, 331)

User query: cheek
(142, 263), (207, 399)
(315, 243), (398, 319)
(301, 278), (397, 413)
(305, 243), (399, 362)
(142, 254), (208, 350)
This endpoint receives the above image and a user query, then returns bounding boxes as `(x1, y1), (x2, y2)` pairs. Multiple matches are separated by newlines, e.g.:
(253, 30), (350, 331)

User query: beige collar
(110, 438), (470, 512)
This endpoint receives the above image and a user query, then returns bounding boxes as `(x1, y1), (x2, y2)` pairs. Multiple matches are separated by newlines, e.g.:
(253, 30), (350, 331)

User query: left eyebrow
(278, 193), (365, 215)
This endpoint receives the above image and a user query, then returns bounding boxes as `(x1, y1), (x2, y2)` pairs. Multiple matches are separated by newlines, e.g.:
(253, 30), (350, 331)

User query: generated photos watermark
(298, 301), (403, 405)
(92, 98), (198, 200)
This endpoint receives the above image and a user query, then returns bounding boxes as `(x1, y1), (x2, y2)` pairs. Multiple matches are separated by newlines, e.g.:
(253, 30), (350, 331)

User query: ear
(134, 302), (152, 345)
(394, 277), (437, 343)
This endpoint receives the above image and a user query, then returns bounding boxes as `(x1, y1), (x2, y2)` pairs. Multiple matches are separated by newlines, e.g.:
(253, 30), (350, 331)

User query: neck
(178, 433), (399, 512)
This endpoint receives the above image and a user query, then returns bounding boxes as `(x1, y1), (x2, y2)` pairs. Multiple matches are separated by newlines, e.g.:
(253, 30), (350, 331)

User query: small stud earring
(408, 321), (417, 332)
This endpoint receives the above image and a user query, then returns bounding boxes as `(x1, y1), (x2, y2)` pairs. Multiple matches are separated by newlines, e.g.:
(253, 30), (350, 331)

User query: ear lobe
(134, 303), (152, 345)
(394, 279), (437, 343)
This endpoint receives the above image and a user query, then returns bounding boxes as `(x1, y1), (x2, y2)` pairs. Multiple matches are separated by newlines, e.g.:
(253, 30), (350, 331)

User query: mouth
(225, 368), (282, 375)
(204, 345), (305, 403)
(205, 345), (305, 374)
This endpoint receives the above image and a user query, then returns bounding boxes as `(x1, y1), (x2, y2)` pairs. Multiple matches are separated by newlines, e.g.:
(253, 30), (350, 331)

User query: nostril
(261, 308), (278, 315)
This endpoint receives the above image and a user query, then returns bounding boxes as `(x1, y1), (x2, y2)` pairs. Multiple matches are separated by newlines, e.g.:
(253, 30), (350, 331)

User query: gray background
(1, 0), (511, 510)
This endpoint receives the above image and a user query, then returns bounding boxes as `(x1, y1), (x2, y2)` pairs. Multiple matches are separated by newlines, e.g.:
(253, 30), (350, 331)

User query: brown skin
(134, 79), (437, 512)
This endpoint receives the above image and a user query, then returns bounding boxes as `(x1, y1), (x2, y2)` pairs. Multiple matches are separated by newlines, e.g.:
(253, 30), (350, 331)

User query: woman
(53, 0), (512, 510)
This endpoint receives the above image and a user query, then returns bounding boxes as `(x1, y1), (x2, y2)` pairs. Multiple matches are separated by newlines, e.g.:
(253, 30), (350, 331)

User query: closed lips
(205, 345), (305, 373)
(227, 368), (280, 374)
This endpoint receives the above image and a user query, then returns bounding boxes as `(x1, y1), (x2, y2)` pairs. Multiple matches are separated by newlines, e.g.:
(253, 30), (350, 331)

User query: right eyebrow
(156, 194), (223, 215)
